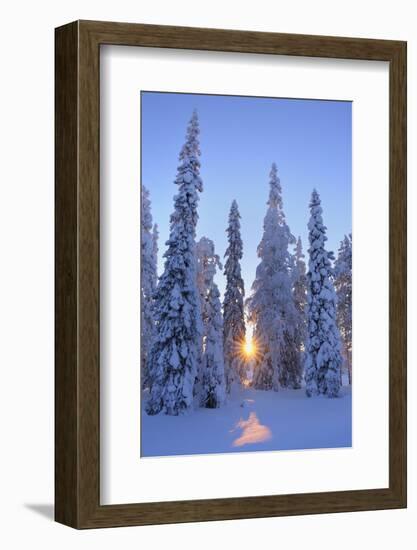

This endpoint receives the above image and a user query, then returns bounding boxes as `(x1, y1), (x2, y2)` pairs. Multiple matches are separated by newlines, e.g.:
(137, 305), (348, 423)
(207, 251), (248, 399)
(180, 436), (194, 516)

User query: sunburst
(244, 338), (255, 357)
(233, 333), (262, 364)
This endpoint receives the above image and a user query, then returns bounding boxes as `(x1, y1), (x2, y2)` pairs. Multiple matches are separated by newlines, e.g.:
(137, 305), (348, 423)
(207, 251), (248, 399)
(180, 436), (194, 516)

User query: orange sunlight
(243, 334), (256, 358)
(232, 412), (272, 447)
(244, 339), (254, 357)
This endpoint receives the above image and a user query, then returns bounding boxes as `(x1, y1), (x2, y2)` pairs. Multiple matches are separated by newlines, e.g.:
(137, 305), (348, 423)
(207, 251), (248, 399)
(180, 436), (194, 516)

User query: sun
(243, 337), (255, 358)
(235, 328), (259, 364)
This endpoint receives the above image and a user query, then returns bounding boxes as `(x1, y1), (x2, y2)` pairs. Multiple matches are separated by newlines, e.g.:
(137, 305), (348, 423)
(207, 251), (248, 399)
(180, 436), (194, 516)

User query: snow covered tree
(141, 186), (158, 389)
(334, 234), (352, 385)
(223, 200), (246, 392)
(146, 111), (204, 415)
(152, 223), (159, 275)
(247, 163), (300, 391)
(305, 189), (343, 398)
(196, 237), (226, 408)
(292, 236), (307, 375)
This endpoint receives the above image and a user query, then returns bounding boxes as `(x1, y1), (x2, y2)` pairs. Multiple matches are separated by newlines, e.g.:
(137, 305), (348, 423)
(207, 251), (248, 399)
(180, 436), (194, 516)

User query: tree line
(141, 111), (352, 416)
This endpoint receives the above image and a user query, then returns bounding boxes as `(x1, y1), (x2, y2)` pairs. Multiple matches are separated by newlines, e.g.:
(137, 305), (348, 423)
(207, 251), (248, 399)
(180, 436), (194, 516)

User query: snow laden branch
(141, 186), (158, 389)
(247, 164), (302, 391)
(305, 190), (343, 398)
(334, 234), (352, 384)
(146, 111), (204, 416)
(223, 200), (246, 392)
(196, 237), (226, 408)
(292, 236), (308, 375)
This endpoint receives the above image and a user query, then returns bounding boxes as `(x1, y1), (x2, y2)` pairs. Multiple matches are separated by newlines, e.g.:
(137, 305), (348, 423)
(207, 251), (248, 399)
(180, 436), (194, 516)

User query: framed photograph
(55, 20), (406, 528)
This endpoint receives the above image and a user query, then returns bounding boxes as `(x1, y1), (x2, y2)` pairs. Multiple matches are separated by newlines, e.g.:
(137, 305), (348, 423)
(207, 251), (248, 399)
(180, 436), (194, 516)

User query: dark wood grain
(55, 20), (407, 529)
(55, 21), (79, 527)
(388, 41), (407, 505)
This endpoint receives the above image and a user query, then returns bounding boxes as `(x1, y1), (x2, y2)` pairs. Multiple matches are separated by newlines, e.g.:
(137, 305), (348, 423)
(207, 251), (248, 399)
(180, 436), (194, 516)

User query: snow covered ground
(141, 386), (352, 457)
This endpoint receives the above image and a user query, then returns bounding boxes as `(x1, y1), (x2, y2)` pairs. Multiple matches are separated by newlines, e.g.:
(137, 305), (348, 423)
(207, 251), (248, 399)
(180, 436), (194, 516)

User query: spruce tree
(305, 189), (342, 398)
(146, 111), (203, 415)
(334, 234), (352, 384)
(291, 237), (307, 382)
(223, 200), (246, 392)
(196, 237), (226, 408)
(247, 163), (299, 391)
(152, 223), (159, 275)
(141, 186), (158, 389)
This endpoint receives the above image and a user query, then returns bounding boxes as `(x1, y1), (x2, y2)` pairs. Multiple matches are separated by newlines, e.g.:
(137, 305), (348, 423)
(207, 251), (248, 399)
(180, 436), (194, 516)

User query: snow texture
(334, 234), (352, 384)
(196, 237), (226, 408)
(305, 190), (343, 398)
(146, 111), (204, 415)
(141, 111), (351, 453)
(292, 236), (308, 375)
(247, 164), (301, 391)
(141, 186), (158, 388)
(223, 200), (246, 391)
(142, 385), (352, 456)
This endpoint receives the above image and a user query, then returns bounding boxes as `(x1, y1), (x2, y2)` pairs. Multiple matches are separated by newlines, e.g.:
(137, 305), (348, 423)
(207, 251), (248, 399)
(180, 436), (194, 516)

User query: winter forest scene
(141, 92), (352, 457)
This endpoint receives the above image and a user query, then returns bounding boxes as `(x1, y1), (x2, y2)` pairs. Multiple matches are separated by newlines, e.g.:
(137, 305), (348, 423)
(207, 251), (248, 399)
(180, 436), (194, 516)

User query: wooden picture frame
(55, 20), (407, 529)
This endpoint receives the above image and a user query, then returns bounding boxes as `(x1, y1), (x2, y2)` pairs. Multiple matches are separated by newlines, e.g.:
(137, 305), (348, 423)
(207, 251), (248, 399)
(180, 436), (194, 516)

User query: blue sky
(141, 91), (351, 299)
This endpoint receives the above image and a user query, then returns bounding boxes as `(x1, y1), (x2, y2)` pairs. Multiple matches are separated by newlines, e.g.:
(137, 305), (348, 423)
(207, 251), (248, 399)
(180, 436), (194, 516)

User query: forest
(141, 111), (352, 456)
